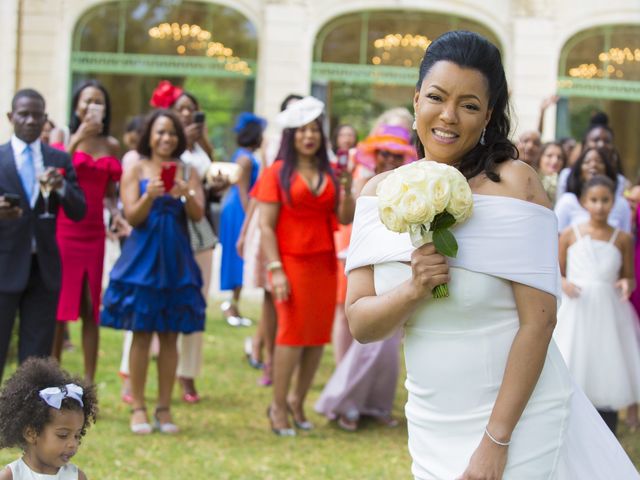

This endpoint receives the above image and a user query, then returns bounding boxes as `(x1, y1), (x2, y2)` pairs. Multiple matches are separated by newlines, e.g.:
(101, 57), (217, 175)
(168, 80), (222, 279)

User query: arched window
(312, 11), (501, 137)
(557, 25), (640, 178)
(71, 0), (258, 158)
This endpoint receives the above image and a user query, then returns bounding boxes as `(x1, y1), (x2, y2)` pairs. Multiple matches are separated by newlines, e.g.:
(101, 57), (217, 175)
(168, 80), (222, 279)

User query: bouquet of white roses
(377, 160), (474, 298)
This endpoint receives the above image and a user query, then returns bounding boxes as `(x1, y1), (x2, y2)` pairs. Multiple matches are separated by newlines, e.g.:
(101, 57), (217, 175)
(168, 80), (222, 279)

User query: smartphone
(193, 111), (206, 124)
(3, 193), (21, 208)
(161, 162), (177, 192)
(86, 104), (105, 124)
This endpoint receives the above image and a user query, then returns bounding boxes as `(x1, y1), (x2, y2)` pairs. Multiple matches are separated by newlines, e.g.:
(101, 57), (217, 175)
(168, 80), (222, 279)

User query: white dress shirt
(11, 135), (44, 208)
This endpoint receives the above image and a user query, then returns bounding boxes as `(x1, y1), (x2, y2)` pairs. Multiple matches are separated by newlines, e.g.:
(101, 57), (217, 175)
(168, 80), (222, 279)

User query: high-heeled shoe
(222, 301), (252, 327)
(130, 407), (153, 435)
(258, 362), (272, 387)
(287, 403), (314, 431)
(267, 406), (296, 437)
(154, 407), (179, 434)
(179, 377), (201, 404)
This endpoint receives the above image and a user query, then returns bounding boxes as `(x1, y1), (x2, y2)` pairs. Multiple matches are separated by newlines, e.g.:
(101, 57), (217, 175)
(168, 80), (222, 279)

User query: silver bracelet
(484, 427), (511, 446)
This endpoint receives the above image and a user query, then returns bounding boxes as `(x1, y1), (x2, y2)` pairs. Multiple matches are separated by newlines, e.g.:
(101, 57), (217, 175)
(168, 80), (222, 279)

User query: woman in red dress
(257, 97), (354, 435)
(50, 80), (124, 382)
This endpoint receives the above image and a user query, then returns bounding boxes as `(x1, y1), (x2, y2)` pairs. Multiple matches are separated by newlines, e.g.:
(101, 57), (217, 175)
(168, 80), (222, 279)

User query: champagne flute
(38, 168), (55, 218)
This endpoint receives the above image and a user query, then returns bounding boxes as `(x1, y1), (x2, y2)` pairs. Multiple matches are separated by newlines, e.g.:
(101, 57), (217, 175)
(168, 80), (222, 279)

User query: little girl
(554, 175), (640, 435)
(0, 358), (98, 479)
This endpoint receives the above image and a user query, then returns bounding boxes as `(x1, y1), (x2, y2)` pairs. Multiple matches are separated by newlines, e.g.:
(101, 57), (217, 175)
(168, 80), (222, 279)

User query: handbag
(188, 216), (217, 252)
(182, 161), (218, 252)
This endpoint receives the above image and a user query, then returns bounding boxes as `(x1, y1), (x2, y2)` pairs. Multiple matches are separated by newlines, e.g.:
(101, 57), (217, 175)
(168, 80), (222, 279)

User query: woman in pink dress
(51, 80), (123, 382)
(316, 124), (416, 431)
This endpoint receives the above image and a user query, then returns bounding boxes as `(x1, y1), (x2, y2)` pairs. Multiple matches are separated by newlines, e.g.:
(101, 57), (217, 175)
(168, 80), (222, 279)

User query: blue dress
(101, 180), (206, 333)
(219, 148), (260, 290)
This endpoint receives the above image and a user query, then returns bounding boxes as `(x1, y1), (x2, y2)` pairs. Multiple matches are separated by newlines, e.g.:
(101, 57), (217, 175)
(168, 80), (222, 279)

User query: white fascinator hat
(276, 96), (325, 129)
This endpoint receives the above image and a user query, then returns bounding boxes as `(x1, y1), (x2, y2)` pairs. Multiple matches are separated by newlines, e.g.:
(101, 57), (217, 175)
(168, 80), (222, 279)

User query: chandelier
(148, 22), (251, 75)
(371, 34), (431, 67)
(568, 47), (640, 79)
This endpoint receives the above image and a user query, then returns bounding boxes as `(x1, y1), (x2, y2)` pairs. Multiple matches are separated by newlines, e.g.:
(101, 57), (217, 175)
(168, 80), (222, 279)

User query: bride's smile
(413, 60), (492, 166)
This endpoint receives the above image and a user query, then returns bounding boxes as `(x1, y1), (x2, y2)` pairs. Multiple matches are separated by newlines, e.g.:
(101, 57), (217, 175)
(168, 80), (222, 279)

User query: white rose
(399, 163), (429, 189)
(379, 205), (408, 233)
(377, 172), (406, 208)
(426, 173), (451, 213)
(447, 175), (474, 222)
(398, 190), (435, 224)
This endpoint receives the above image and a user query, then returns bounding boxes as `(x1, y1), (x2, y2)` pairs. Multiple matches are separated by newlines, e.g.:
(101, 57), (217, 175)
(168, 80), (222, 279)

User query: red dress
(55, 149), (122, 323)
(255, 161), (338, 346)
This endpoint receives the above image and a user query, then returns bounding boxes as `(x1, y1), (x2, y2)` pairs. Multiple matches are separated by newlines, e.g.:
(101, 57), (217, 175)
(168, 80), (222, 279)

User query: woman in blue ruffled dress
(101, 109), (206, 435)
(219, 113), (265, 325)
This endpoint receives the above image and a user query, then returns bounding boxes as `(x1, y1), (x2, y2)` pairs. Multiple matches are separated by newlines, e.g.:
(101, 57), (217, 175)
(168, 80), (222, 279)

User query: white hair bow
(38, 384), (84, 409)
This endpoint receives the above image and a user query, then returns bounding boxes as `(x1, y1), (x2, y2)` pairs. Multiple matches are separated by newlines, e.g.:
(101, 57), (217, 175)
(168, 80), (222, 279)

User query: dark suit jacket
(0, 141), (86, 293)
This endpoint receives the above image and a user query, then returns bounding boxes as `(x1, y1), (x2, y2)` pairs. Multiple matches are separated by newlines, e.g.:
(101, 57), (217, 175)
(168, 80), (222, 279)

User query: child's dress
(554, 225), (640, 410)
(6, 458), (78, 479)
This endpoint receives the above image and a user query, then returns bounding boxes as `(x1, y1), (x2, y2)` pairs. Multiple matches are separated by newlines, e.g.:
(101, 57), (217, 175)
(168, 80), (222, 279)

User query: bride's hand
(408, 243), (449, 299)
(457, 434), (508, 480)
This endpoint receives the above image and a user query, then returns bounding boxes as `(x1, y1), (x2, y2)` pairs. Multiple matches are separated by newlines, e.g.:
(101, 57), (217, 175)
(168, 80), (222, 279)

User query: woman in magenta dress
(50, 80), (124, 382)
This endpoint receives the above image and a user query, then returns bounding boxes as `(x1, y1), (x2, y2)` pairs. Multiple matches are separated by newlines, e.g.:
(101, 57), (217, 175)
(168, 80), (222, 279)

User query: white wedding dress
(346, 194), (639, 480)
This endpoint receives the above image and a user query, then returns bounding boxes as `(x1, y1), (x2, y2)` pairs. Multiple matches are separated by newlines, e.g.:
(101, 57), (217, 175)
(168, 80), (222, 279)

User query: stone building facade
(2, 0), (639, 171)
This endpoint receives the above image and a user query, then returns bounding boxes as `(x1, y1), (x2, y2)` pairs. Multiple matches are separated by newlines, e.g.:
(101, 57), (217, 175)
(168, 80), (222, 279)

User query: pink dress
(56, 150), (122, 323)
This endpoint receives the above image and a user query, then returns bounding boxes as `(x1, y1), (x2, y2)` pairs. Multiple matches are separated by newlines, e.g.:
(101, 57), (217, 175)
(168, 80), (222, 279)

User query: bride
(345, 31), (639, 479)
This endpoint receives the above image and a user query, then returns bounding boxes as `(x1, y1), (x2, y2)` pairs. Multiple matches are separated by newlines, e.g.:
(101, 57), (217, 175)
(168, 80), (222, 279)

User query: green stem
(432, 283), (449, 299)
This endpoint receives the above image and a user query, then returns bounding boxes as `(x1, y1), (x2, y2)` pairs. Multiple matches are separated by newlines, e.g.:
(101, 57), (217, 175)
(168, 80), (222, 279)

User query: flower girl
(0, 358), (98, 479)
(555, 175), (640, 434)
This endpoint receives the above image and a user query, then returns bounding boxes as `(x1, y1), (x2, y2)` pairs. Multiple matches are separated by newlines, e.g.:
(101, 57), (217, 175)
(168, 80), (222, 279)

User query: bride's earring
(480, 127), (486, 146)
(412, 116), (417, 130)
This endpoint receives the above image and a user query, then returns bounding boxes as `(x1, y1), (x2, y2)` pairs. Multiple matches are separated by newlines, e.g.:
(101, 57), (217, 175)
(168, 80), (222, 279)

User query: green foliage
(431, 212), (456, 231)
(433, 228), (458, 258)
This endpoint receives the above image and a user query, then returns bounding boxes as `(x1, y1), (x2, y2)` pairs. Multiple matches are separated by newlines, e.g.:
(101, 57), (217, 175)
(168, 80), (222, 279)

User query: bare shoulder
(490, 160), (551, 209)
(78, 468), (87, 480)
(107, 136), (121, 156)
(559, 225), (576, 245)
(236, 154), (253, 169)
(123, 158), (143, 180)
(360, 170), (394, 197)
(0, 466), (13, 480)
(616, 230), (633, 249)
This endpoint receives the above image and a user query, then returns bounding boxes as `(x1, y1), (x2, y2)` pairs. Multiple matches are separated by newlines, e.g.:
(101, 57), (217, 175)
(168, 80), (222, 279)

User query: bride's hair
(415, 30), (517, 182)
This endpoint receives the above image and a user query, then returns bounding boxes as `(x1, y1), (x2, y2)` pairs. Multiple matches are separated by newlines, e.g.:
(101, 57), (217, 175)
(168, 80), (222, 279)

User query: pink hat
(355, 125), (417, 171)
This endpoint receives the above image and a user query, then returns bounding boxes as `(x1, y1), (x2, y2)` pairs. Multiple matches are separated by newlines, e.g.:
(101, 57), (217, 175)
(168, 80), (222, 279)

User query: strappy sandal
(287, 403), (314, 431)
(154, 406), (179, 434)
(130, 407), (152, 435)
(337, 415), (358, 432)
(267, 406), (296, 437)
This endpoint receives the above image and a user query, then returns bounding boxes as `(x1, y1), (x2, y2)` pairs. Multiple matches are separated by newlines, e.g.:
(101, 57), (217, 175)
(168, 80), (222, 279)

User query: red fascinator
(150, 80), (183, 108)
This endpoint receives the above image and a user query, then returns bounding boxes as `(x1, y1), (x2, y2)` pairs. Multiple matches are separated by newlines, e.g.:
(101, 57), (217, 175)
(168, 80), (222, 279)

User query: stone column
(509, 12), (559, 140)
(255, 0), (313, 127)
(0, 0), (19, 139)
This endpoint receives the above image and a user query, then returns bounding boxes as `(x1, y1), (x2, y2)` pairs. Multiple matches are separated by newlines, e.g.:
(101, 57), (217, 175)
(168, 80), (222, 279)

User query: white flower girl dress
(554, 225), (640, 411)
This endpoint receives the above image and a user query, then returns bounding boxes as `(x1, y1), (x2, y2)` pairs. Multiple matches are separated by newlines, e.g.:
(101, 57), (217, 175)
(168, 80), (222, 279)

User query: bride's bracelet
(484, 427), (511, 447)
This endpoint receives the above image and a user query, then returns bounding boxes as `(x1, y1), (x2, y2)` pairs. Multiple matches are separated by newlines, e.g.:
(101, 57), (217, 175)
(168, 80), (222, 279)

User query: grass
(0, 299), (411, 479)
(1, 298), (639, 478)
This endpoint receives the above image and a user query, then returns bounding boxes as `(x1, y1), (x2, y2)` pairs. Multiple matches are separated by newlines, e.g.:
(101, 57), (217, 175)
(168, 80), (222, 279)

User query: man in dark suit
(0, 89), (86, 381)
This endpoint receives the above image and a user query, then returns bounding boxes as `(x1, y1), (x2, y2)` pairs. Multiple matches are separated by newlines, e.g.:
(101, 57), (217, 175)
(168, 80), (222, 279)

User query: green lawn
(1, 299), (639, 479)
